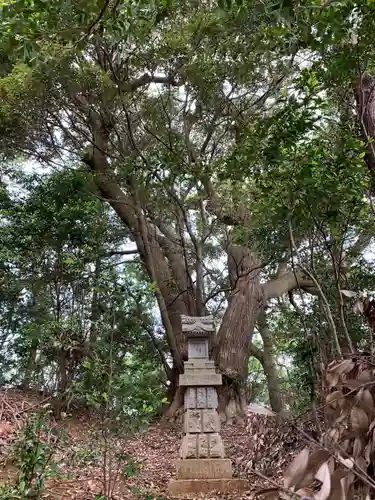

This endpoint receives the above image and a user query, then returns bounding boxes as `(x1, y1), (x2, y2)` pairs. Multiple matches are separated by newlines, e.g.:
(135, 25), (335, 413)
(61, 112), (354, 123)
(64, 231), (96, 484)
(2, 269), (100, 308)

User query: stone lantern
(168, 315), (248, 496)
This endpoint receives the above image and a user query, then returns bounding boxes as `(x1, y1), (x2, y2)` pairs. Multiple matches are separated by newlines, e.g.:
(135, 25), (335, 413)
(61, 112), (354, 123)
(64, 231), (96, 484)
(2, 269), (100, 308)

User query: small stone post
(168, 315), (248, 496)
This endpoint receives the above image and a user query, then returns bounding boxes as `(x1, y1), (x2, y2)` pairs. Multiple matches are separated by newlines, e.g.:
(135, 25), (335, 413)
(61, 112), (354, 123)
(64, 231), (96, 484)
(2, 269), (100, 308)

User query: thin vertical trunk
(195, 240), (205, 316)
(89, 253), (101, 349)
(22, 340), (38, 390)
(57, 350), (68, 393)
(195, 198), (208, 316)
(258, 310), (284, 414)
(354, 72), (375, 185)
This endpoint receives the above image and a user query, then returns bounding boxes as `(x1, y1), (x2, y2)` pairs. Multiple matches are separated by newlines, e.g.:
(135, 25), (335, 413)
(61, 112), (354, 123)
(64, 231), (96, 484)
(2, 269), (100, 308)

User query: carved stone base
(180, 432), (225, 458)
(176, 459), (232, 479)
(179, 372), (222, 386)
(168, 478), (249, 496)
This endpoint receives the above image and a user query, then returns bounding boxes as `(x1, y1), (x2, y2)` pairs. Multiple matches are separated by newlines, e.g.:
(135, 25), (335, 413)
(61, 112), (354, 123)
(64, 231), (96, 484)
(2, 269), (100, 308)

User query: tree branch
(146, 327), (172, 380)
(248, 341), (264, 363)
(102, 249), (139, 257)
(262, 270), (315, 299)
(119, 73), (179, 94)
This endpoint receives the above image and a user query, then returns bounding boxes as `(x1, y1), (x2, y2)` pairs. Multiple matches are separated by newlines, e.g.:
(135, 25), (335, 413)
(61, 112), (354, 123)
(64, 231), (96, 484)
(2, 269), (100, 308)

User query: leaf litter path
(0, 390), (307, 499)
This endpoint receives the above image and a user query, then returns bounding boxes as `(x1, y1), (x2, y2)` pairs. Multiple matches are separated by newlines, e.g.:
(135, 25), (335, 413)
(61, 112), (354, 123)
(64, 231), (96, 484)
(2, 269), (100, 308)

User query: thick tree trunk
(215, 245), (264, 421)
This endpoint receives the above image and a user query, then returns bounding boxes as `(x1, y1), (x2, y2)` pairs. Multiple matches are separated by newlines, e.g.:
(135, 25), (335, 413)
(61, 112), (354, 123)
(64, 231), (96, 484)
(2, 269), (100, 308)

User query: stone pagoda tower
(168, 315), (248, 496)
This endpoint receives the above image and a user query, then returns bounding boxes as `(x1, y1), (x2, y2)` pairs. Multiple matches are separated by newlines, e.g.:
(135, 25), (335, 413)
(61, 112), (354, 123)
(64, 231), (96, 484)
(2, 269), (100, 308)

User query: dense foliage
(1, 0), (375, 424)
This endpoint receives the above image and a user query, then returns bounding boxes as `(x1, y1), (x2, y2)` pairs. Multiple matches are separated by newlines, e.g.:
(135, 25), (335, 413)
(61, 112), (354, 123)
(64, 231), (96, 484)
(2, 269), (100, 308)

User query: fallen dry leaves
(3, 383), (373, 500)
(273, 355), (375, 500)
(0, 390), (304, 499)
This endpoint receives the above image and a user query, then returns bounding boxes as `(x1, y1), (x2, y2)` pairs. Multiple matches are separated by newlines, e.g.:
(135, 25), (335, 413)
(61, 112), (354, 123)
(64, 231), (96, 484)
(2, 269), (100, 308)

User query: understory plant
(0, 410), (59, 499)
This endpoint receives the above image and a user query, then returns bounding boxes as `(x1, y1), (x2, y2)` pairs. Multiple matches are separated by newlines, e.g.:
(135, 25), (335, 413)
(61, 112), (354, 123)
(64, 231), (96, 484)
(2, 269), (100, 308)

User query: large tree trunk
(215, 245), (264, 422)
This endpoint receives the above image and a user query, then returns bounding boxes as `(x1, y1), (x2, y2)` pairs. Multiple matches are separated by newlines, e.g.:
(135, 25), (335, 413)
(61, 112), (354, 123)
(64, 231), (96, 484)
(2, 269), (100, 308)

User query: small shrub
(121, 454), (142, 479)
(4, 410), (60, 499)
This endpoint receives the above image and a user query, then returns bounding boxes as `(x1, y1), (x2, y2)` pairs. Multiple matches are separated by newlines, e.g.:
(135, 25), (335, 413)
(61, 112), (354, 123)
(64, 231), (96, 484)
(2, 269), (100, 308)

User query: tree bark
(354, 71), (375, 187)
(215, 245), (264, 421)
(22, 340), (38, 390)
(257, 310), (284, 414)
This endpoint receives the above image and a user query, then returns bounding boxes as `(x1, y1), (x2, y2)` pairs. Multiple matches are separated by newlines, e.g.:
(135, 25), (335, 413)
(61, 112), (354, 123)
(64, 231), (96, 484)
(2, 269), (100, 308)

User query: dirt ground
(0, 390), (306, 499)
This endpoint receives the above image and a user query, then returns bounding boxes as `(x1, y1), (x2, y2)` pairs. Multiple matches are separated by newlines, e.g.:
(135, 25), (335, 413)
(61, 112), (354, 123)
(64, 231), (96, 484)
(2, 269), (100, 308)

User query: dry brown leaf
(283, 447), (310, 490)
(350, 407), (369, 434)
(329, 359), (355, 375)
(328, 469), (350, 500)
(297, 450), (331, 490)
(340, 290), (357, 298)
(368, 417), (375, 433)
(340, 439), (350, 453)
(327, 428), (340, 442)
(327, 457), (335, 475)
(326, 391), (344, 409)
(336, 409), (350, 424)
(315, 462), (331, 500)
(364, 439), (373, 463)
(357, 389), (374, 413)
(355, 455), (368, 473)
(326, 372), (340, 389)
(352, 437), (364, 458)
(357, 369), (373, 383)
(341, 379), (363, 388)
(308, 450), (331, 473)
(353, 300), (364, 314)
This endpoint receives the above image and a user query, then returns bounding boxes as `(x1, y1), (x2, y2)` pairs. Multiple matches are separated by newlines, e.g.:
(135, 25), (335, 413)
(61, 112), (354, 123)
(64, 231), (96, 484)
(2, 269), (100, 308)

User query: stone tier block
(176, 459), (232, 479)
(179, 433), (225, 458)
(179, 372), (222, 387)
(184, 409), (220, 434)
(184, 387), (218, 409)
(168, 478), (249, 496)
(184, 359), (215, 370)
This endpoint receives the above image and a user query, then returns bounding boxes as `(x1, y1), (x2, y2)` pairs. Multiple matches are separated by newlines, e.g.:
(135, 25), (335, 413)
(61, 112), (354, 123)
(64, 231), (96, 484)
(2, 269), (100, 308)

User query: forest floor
(0, 390), (313, 499)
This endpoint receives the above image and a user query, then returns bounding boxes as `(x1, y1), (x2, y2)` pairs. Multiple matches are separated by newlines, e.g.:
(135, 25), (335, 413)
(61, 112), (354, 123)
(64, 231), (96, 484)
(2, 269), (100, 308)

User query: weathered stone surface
(184, 359), (215, 370)
(168, 478), (249, 496)
(209, 433), (225, 458)
(174, 314), (235, 494)
(206, 387), (218, 409)
(175, 459), (232, 479)
(198, 435), (209, 458)
(180, 434), (197, 458)
(189, 340), (209, 359)
(202, 409), (220, 432)
(179, 372), (222, 387)
(181, 315), (215, 335)
(185, 410), (202, 433)
(196, 388), (206, 408)
(185, 387), (196, 409)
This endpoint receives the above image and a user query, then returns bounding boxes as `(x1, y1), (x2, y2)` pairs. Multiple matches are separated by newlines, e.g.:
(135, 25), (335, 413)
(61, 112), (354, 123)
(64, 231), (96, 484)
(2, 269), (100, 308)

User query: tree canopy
(1, 0), (375, 425)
